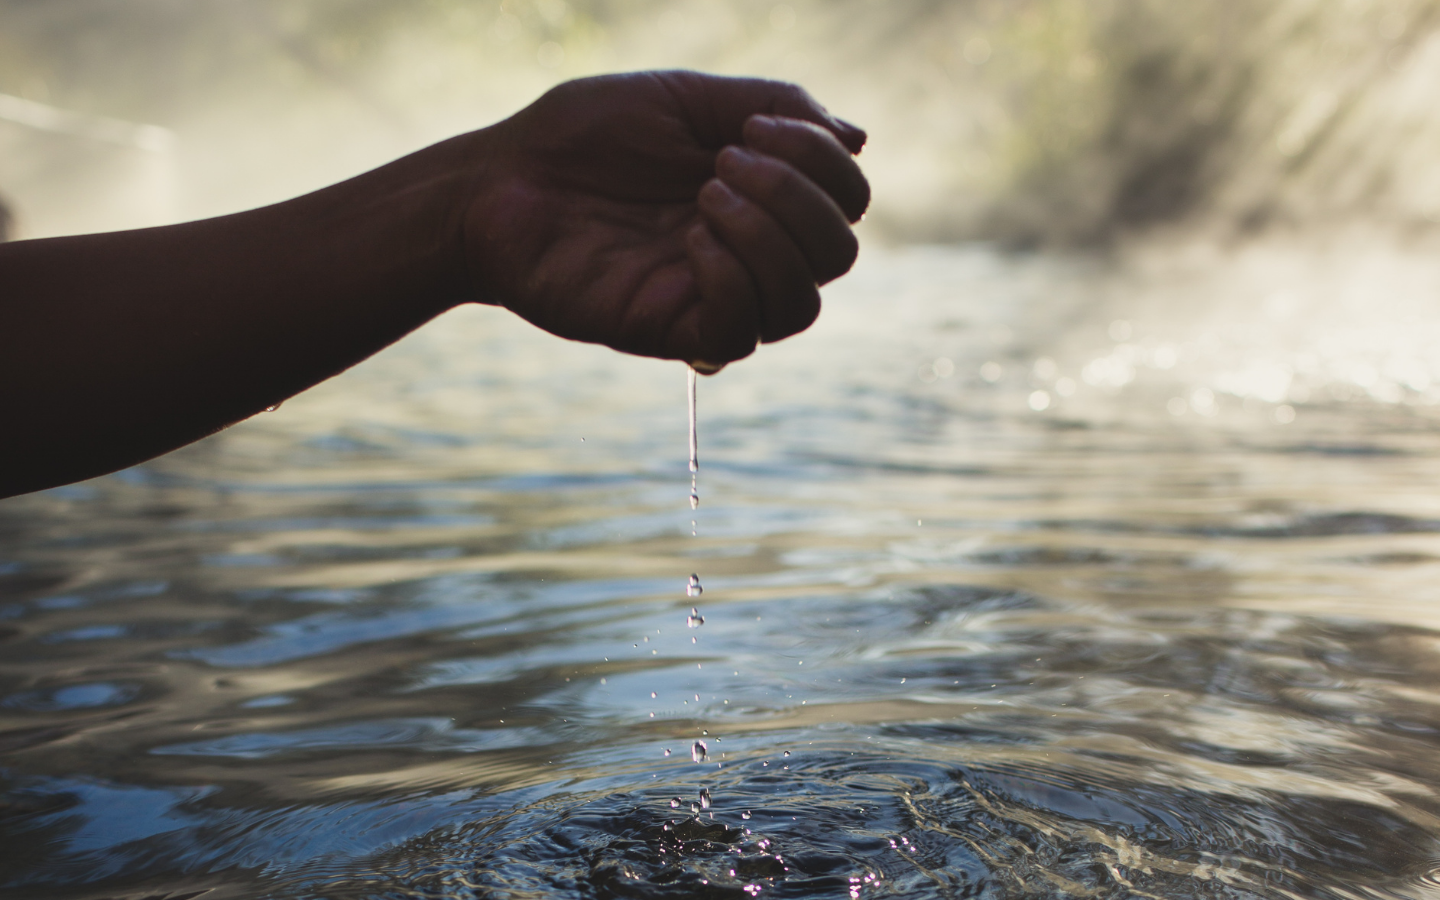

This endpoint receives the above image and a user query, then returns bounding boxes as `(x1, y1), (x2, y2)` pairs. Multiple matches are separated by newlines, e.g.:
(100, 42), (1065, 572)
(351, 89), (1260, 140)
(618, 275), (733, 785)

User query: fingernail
(700, 178), (740, 209)
(836, 117), (867, 152)
(747, 115), (778, 139)
(716, 145), (756, 178)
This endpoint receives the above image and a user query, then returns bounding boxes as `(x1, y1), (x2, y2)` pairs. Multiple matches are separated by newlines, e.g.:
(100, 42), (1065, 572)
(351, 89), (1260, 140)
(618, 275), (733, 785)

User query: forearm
(0, 130), (485, 499)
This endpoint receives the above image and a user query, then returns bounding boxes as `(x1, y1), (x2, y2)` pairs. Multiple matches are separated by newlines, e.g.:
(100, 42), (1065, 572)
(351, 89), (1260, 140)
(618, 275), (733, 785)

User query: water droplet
(691, 740), (708, 763)
(783, 750), (791, 758)
(264, 404), (280, 412)
(686, 575), (703, 599)
(651, 691), (657, 698)
(671, 797), (682, 808)
(663, 748), (672, 756)
(741, 810), (751, 820)
(694, 694), (700, 701)
(690, 491), (699, 510)
(699, 788), (712, 809)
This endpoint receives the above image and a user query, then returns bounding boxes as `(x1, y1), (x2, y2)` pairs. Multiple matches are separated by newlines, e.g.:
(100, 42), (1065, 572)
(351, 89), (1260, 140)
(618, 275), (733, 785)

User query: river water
(7, 244), (1440, 898)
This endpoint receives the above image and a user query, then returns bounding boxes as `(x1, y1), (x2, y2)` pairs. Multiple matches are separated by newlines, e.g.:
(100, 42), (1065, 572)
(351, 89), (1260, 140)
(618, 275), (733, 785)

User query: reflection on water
(7, 246), (1440, 898)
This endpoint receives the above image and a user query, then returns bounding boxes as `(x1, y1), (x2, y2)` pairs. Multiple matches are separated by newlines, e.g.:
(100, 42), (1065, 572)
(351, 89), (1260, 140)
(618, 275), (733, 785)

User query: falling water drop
(783, 750), (791, 758)
(691, 740), (708, 763)
(687, 575), (703, 598)
(687, 607), (705, 629)
(671, 798), (682, 809)
(741, 811), (751, 820)
(664, 748), (672, 757)
(651, 692), (657, 699)
(699, 788), (712, 809)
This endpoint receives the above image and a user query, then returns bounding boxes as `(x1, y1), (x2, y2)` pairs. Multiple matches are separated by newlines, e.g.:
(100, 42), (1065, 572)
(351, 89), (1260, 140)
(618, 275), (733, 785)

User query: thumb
(656, 70), (866, 155)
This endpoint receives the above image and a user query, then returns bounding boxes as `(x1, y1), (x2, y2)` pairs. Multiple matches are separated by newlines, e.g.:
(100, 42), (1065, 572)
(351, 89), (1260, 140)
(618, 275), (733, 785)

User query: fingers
(715, 145), (857, 285)
(697, 178), (821, 344)
(661, 71), (866, 154)
(767, 86), (868, 155)
(684, 221), (761, 368)
(743, 115), (870, 223)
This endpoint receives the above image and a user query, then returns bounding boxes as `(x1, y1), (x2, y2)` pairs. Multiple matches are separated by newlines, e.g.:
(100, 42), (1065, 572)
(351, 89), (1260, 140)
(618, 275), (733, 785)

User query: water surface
(6, 246), (1440, 898)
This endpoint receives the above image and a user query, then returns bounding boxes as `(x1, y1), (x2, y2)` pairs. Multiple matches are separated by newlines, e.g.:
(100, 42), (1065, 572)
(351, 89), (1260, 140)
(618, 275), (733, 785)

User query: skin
(0, 71), (869, 500)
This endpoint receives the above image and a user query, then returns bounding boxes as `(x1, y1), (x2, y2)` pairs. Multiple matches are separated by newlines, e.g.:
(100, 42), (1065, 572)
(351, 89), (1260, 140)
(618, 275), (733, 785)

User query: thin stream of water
(684, 365), (710, 819)
(688, 365), (699, 511)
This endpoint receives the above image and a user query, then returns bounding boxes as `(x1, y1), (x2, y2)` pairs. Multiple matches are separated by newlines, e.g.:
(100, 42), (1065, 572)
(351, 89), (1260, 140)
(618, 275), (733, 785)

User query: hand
(462, 71), (869, 371)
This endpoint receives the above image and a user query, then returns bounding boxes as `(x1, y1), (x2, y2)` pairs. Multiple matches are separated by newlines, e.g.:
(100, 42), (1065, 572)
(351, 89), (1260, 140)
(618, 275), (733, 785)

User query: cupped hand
(462, 70), (869, 371)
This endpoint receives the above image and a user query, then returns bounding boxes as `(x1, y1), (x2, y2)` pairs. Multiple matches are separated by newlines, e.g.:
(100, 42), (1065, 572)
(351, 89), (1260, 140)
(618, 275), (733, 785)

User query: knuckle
(838, 229), (860, 271)
(849, 176), (872, 220)
(765, 287), (820, 342)
(725, 199), (773, 245)
(777, 82), (814, 111)
(720, 333), (758, 363)
(751, 158), (799, 205)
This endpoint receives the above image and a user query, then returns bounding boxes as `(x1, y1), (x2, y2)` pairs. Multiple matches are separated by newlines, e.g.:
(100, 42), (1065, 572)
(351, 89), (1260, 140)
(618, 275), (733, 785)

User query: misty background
(5, 0), (1440, 248)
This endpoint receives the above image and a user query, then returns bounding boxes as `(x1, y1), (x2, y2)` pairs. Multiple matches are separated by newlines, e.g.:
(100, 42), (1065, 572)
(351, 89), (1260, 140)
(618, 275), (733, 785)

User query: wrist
(447, 125), (508, 308)
(322, 128), (493, 318)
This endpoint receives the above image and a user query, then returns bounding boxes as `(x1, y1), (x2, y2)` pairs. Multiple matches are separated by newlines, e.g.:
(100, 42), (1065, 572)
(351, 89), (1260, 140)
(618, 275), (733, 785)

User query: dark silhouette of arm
(0, 71), (868, 499)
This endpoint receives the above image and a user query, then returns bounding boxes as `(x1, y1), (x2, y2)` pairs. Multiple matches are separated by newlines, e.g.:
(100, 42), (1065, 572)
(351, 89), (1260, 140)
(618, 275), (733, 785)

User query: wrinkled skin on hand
(465, 71), (870, 372)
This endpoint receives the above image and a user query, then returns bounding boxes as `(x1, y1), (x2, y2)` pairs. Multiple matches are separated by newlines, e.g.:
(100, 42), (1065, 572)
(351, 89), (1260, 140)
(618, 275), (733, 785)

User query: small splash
(687, 575), (703, 599)
(699, 787), (712, 809)
(691, 740), (708, 763)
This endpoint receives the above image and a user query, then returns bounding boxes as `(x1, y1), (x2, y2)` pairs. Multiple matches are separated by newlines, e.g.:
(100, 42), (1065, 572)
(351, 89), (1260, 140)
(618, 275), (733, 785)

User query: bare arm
(0, 71), (868, 499)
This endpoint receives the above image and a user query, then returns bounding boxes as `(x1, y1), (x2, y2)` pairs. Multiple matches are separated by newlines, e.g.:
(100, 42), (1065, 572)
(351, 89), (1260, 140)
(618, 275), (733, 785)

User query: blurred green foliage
(3, 0), (1440, 244)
